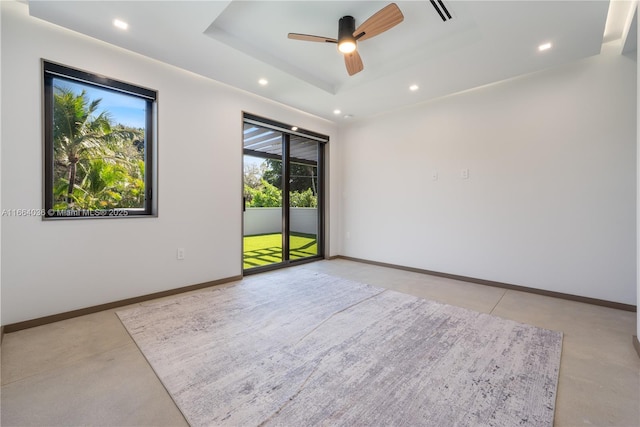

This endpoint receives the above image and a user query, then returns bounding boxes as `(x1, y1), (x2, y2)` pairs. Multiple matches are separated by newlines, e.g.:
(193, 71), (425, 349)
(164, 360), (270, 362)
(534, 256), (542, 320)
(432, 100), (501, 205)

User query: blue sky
(54, 78), (146, 128)
(244, 155), (265, 169)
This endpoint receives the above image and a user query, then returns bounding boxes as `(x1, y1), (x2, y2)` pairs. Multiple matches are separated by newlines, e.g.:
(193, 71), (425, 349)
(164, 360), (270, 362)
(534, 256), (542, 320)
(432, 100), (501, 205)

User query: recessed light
(113, 19), (129, 30)
(291, 126), (298, 131)
(409, 84), (419, 91)
(538, 42), (552, 52)
(333, 109), (341, 115)
(258, 78), (268, 86)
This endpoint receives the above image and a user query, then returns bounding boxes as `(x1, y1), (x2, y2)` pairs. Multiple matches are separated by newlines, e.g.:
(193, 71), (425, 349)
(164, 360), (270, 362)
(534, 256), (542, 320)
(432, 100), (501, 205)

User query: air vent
(430, 0), (452, 22)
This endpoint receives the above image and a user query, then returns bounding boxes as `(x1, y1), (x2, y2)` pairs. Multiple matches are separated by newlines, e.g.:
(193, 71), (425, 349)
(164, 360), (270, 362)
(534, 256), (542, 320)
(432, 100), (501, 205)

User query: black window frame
(42, 60), (157, 219)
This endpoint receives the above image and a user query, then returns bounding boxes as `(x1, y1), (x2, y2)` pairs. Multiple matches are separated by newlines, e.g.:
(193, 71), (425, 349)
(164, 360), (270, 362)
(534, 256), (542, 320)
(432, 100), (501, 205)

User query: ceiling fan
(287, 3), (404, 76)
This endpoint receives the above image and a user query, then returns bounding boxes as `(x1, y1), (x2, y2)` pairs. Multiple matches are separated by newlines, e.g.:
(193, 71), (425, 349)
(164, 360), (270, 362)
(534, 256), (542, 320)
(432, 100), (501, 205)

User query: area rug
(117, 270), (563, 426)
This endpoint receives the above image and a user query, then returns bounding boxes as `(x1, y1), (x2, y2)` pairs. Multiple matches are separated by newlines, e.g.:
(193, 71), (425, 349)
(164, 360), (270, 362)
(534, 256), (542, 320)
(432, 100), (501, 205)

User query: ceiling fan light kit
(288, 3), (404, 76)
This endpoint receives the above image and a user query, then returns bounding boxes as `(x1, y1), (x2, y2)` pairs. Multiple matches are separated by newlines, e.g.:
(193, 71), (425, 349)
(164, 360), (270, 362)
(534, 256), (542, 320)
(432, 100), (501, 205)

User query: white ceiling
(28, 1), (633, 123)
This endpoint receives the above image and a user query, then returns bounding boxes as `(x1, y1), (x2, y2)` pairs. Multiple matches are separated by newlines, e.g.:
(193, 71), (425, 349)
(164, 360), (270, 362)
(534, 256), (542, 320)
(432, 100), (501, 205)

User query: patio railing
(244, 207), (317, 236)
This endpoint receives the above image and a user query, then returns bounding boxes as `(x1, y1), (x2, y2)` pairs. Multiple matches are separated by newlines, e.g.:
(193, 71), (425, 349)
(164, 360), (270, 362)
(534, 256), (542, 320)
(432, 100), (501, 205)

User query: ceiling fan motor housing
(338, 15), (356, 47)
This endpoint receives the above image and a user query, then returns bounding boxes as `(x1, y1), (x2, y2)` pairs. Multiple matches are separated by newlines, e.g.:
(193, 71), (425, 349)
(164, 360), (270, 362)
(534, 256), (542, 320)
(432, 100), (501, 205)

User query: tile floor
(1, 259), (639, 426)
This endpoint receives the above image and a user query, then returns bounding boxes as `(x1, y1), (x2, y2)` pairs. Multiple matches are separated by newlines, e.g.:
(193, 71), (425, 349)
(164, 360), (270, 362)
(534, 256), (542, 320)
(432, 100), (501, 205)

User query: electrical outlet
(432, 171), (438, 181)
(177, 248), (185, 260)
(461, 168), (469, 179)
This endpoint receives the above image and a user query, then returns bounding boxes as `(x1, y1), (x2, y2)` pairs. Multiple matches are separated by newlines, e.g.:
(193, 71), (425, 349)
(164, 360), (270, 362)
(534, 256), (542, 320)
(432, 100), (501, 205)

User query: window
(43, 60), (156, 218)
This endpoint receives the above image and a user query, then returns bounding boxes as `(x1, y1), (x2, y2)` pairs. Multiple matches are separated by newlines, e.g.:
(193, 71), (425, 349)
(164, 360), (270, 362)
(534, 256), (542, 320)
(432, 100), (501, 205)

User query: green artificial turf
(243, 232), (317, 269)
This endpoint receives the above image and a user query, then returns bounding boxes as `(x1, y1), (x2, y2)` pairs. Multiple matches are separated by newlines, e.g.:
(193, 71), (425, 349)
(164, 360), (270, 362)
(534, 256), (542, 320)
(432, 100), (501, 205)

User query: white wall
(636, 7), (639, 339)
(0, 2), (3, 327)
(340, 52), (637, 305)
(0, 2), (337, 325)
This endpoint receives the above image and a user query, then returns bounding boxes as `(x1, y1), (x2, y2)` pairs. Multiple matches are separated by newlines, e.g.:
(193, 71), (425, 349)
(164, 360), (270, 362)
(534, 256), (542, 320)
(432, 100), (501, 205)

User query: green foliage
(244, 158), (318, 208)
(244, 180), (317, 208)
(262, 159), (318, 194)
(289, 188), (317, 208)
(245, 180), (281, 207)
(51, 85), (145, 211)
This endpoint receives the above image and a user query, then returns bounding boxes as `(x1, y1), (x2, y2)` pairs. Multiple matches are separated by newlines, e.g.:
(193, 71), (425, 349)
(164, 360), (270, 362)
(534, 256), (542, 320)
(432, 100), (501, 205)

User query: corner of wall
(0, 0), (4, 330)
(636, 0), (639, 351)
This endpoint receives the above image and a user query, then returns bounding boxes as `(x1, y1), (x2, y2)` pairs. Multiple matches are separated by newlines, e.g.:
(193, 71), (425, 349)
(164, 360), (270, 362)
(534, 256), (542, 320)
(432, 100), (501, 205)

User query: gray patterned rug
(117, 270), (562, 426)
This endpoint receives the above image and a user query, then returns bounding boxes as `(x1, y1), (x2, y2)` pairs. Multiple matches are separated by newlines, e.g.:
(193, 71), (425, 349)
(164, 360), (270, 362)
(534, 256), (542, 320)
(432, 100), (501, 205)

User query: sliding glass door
(242, 114), (326, 273)
(243, 126), (283, 269)
(288, 135), (320, 261)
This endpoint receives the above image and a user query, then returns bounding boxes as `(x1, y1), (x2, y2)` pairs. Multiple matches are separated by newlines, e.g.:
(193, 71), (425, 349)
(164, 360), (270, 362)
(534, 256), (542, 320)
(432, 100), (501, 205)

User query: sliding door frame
(242, 112), (328, 275)
(282, 133), (291, 263)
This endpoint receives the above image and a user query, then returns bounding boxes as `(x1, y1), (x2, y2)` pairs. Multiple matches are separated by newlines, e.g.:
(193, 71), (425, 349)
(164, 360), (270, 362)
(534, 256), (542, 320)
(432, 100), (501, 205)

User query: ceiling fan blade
(288, 33), (337, 44)
(353, 3), (404, 42)
(344, 50), (364, 76)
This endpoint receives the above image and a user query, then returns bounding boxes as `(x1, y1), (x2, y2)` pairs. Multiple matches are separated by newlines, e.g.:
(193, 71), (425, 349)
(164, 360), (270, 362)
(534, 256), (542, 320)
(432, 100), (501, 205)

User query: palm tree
(53, 86), (113, 205)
